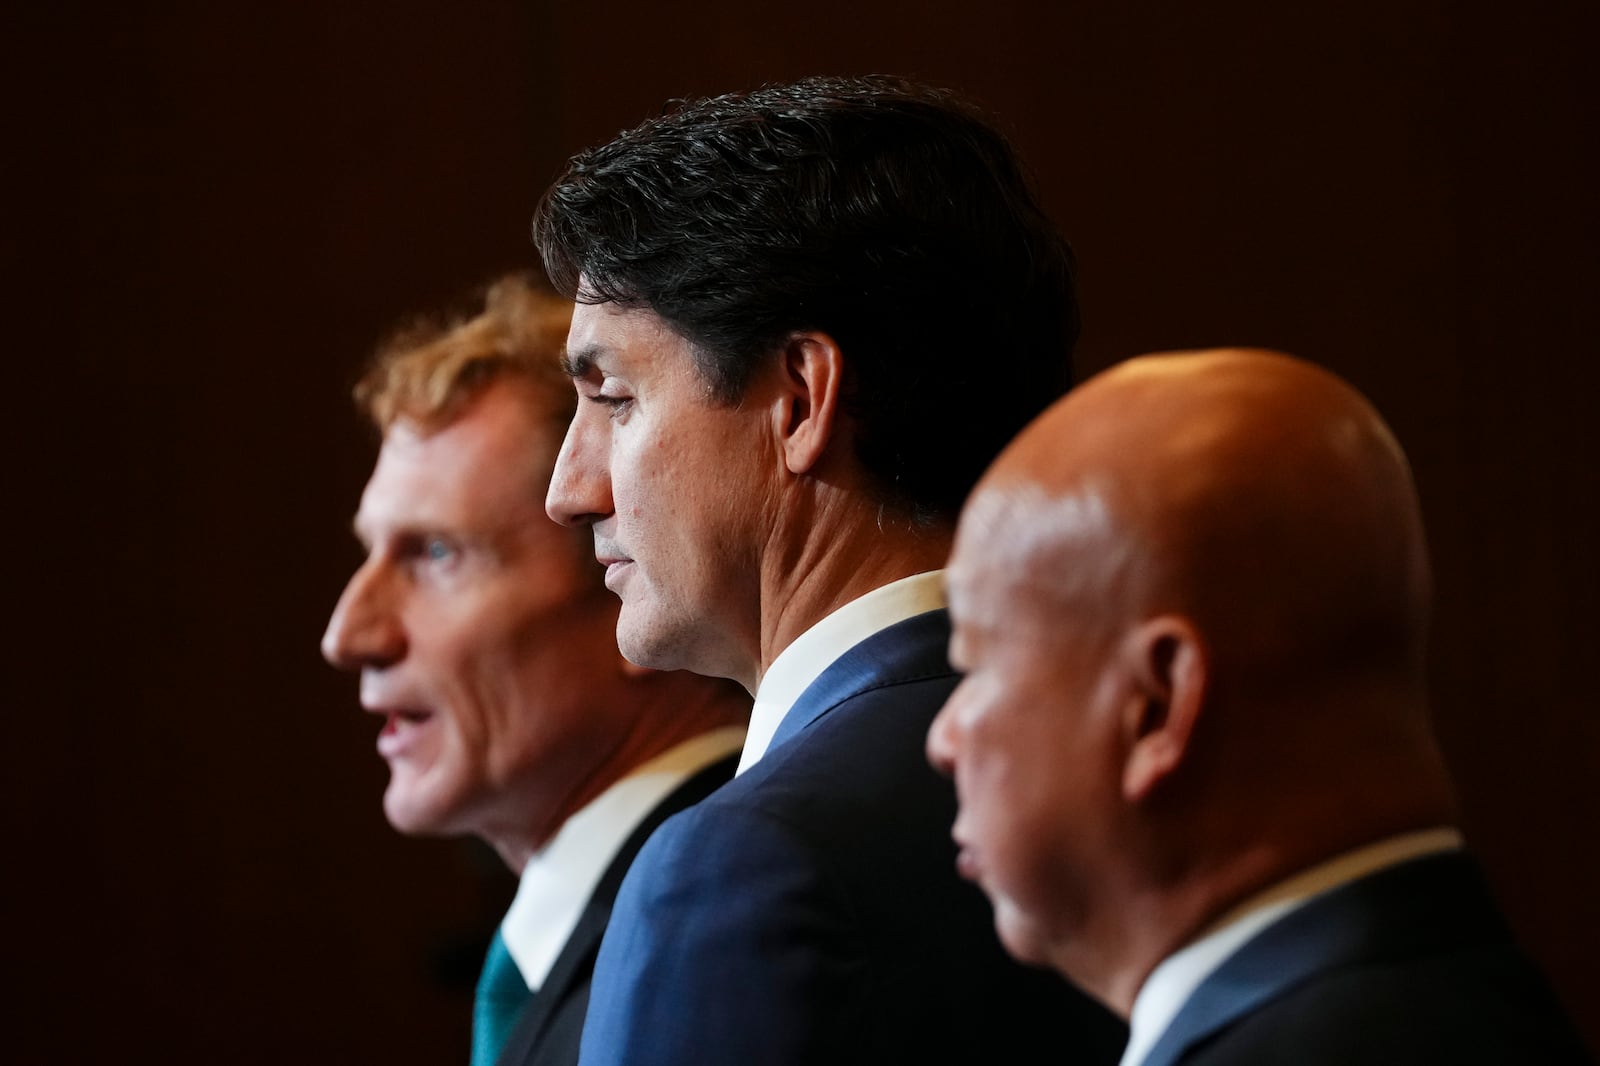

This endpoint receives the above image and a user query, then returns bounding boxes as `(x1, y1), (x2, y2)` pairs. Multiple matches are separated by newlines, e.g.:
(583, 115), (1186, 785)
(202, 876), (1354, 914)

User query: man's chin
(382, 783), (454, 838)
(994, 902), (1055, 970)
(616, 613), (684, 673)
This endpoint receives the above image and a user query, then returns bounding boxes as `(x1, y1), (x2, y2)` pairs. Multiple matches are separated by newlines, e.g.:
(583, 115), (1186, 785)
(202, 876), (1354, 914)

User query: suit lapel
(767, 608), (952, 754)
(1139, 853), (1506, 1066)
(493, 753), (739, 1066)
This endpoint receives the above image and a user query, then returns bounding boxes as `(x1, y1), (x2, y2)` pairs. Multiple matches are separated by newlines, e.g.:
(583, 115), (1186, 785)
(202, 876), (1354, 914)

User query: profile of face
(322, 378), (633, 847)
(546, 300), (777, 682)
(926, 486), (1129, 971)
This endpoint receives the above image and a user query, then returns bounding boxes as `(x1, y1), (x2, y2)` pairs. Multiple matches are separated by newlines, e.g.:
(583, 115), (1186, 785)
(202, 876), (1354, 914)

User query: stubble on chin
(613, 602), (682, 674)
(615, 596), (738, 681)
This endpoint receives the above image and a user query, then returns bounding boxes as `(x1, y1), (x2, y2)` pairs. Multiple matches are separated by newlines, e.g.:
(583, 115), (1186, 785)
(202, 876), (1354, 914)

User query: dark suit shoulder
(1175, 856), (1593, 1065)
(1185, 943), (1593, 1065)
(581, 672), (1124, 1066)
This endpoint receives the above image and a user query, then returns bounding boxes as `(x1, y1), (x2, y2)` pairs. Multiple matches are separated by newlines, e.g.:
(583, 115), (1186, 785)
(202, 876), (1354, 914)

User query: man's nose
(546, 412), (613, 528)
(321, 563), (405, 671)
(926, 699), (962, 779)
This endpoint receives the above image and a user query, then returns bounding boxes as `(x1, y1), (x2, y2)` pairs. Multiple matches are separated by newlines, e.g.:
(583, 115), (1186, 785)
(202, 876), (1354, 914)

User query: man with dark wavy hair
(537, 76), (1125, 1066)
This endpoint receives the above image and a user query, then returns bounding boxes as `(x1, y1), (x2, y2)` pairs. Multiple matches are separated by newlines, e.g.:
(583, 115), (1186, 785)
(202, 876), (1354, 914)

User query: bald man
(928, 350), (1592, 1065)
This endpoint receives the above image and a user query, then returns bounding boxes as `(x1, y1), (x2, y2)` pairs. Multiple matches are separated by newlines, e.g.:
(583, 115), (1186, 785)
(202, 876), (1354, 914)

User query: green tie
(471, 930), (529, 1066)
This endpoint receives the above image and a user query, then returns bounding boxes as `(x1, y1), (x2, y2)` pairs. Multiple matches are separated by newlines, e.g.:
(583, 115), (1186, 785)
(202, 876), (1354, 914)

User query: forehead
(357, 380), (558, 531)
(566, 300), (700, 377)
(949, 484), (1039, 584)
(948, 481), (1120, 635)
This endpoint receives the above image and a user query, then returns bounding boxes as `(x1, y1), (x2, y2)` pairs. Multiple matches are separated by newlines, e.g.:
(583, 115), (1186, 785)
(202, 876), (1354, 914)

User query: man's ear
(773, 331), (845, 476)
(1120, 616), (1207, 803)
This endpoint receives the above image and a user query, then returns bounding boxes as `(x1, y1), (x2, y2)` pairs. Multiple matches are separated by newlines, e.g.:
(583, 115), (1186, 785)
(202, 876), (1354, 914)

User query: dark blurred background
(6, 1), (1595, 1061)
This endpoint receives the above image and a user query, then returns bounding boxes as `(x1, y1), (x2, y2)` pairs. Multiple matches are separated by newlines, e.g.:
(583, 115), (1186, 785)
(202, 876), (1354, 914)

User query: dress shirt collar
(1119, 826), (1466, 1066)
(500, 726), (746, 991)
(737, 569), (946, 775)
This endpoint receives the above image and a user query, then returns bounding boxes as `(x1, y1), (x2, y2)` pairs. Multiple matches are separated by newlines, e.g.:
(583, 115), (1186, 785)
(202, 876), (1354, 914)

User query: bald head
(995, 348), (1431, 696)
(928, 349), (1455, 1009)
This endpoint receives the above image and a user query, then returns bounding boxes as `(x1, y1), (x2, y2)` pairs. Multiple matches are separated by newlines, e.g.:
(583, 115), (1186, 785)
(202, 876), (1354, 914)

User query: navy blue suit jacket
(1141, 852), (1592, 1066)
(577, 609), (1125, 1066)
(495, 755), (738, 1066)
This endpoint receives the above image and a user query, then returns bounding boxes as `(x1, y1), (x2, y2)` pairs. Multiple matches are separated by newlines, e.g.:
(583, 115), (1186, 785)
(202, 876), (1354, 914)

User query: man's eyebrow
(559, 344), (605, 378)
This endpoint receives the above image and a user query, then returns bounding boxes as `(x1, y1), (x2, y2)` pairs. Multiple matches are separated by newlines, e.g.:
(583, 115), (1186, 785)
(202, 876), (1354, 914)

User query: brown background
(6, 1), (1595, 1061)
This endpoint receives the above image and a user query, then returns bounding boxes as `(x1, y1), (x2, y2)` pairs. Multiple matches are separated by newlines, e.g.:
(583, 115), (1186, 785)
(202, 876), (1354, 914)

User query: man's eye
(424, 538), (455, 562)
(589, 393), (634, 417)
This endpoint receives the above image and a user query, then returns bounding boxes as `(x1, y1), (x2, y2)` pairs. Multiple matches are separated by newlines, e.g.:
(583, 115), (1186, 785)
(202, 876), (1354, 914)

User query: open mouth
(377, 710), (435, 757)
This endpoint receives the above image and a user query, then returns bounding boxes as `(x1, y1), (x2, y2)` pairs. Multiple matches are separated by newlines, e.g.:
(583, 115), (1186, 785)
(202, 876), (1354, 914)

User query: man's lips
(366, 706), (434, 758)
(598, 556), (634, 590)
(954, 844), (982, 883)
(952, 828), (981, 882)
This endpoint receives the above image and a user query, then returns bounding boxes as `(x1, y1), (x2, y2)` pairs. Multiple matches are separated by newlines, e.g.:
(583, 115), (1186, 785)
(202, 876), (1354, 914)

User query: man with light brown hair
(928, 349), (1591, 1065)
(322, 273), (748, 1066)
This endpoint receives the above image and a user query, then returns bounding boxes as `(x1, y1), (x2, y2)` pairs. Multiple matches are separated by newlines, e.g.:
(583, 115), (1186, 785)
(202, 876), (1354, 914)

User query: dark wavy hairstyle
(533, 75), (1078, 523)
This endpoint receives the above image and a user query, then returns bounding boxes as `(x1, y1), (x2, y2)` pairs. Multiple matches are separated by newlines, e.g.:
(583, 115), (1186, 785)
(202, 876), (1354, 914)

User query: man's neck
(751, 496), (951, 689)
(483, 677), (750, 870)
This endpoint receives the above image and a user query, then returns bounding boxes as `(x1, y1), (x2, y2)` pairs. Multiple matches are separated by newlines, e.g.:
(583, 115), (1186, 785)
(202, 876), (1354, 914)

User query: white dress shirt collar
(499, 726), (746, 991)
(1119, 826), (1466, 1066)
(737, 569), (946, 775)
